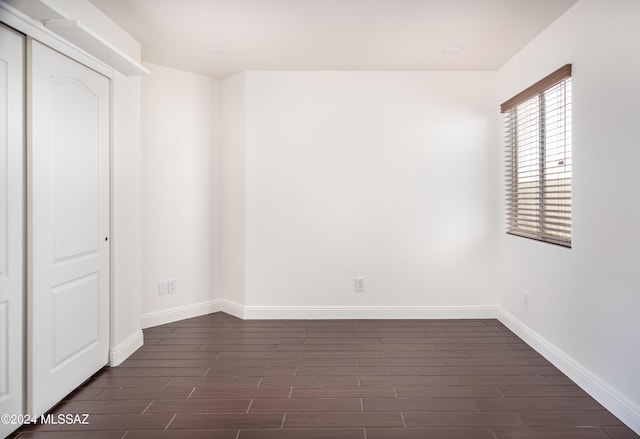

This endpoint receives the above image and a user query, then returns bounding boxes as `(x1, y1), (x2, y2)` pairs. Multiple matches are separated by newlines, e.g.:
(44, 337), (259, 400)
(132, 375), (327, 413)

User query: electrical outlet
(158, 281), (168, 296)
(523, 291), (530, 310)
(168, 279), (177, 294)
(354, 277), (365, 292)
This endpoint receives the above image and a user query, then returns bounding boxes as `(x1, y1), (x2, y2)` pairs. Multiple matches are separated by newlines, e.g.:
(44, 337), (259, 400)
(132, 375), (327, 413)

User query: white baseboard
(240, 304), (497, 320)
(109, 329), (143, 366)
(140, 300), (221, 329)
(140, 300), (496, 325)
(218, 299), (245, 319)
(498, 308), (640, 435)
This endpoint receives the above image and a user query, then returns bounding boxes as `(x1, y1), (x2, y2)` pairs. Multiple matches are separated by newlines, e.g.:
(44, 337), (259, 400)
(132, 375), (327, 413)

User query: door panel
(52, 273), (100, 367)
(0, 23), (25, 439)
(52, 78), (101, 262)
(29, 39), (109, 416)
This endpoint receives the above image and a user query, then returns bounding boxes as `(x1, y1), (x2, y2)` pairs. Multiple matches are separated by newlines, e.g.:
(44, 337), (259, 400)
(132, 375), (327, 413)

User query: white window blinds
(501, 64), (572, 248)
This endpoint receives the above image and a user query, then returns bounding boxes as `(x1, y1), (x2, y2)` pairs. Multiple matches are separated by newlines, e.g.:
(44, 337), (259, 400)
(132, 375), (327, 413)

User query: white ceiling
(89, 0), (577, 79)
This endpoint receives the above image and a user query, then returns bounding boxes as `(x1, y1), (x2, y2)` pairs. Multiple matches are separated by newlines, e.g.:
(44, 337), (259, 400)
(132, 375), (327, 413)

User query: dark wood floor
(10, 312), (639, 439)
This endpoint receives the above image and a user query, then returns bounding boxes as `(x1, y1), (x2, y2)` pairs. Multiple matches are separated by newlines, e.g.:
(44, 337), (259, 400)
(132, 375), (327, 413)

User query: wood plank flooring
(9, 312), (639, 439)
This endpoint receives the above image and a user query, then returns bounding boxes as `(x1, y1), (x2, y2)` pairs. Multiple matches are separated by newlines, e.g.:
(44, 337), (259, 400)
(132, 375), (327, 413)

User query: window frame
(501, 64), (573, 248)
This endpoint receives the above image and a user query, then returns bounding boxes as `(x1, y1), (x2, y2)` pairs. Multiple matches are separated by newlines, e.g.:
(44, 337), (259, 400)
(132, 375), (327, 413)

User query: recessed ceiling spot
(443, 45), (464, 55)
(205, 45), (224, 54)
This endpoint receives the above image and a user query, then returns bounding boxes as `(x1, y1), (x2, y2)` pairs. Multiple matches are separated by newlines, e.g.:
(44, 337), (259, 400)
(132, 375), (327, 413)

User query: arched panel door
(28, 39), (110, 416)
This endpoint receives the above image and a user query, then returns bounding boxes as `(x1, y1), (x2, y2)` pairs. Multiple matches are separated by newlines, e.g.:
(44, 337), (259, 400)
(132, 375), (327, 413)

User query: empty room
(1, 0), (639, 438)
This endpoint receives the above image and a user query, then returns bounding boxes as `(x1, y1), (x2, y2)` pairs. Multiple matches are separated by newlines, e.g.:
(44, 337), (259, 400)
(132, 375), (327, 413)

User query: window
(501, 64), (572, 247)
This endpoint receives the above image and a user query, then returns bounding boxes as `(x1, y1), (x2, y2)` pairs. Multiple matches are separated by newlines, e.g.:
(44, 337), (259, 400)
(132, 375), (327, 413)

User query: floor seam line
(164, 413), (177, 430)
(140, 400), (154, 415)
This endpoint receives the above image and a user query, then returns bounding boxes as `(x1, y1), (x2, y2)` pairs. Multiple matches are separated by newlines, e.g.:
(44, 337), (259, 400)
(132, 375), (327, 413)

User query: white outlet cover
(158, 281), (168, 295)
(168, 279), (177, 294)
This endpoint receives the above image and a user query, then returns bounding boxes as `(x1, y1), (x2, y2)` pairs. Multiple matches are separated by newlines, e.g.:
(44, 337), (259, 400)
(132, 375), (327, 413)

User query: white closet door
(28, 40), (110, 416)
(0, 23), (25, 439)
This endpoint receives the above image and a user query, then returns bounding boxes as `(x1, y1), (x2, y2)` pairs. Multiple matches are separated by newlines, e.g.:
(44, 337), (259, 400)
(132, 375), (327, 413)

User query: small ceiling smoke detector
(205, 45), (224, 54)
(443, 45), (464, 55)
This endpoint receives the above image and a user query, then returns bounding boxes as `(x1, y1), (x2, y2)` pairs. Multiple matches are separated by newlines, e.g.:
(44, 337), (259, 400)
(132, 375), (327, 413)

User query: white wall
(497, 0), (640, 431)
(234, 71), (498, 316)
(210, 74), (224, 305)
(140, 63), (222, 323)
(110, 72), (142, 363)
(221, 73), (247, 307)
